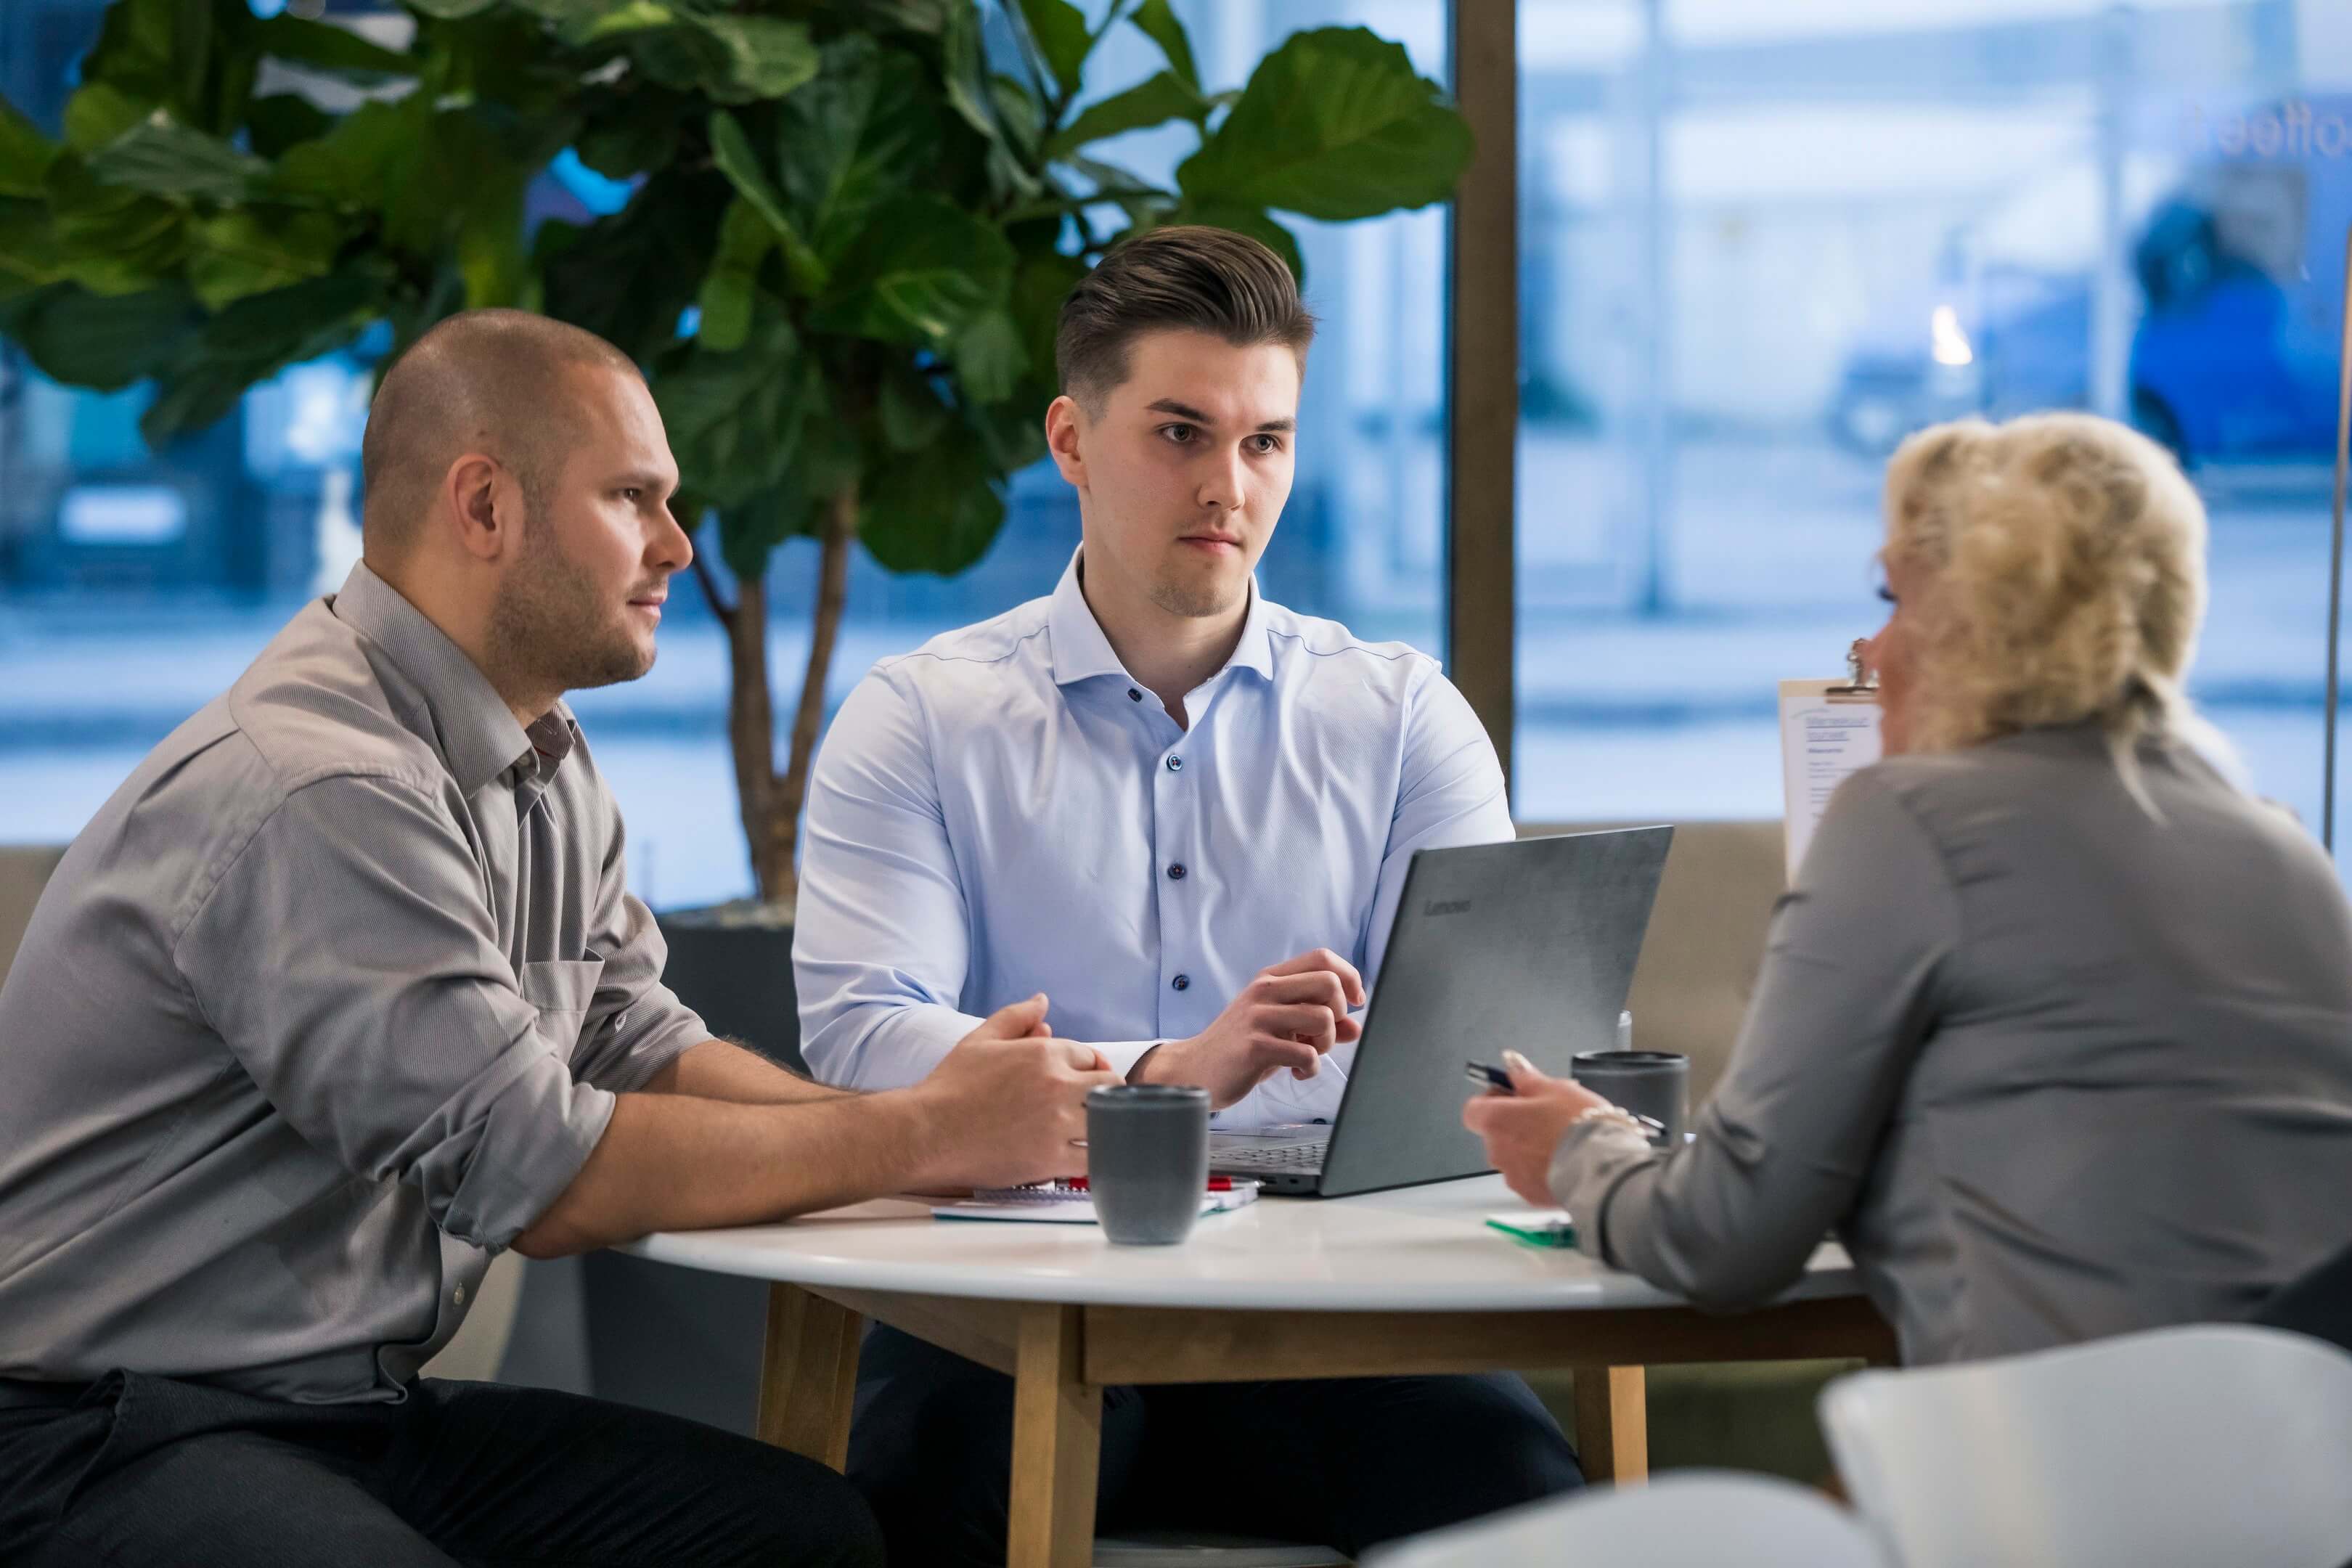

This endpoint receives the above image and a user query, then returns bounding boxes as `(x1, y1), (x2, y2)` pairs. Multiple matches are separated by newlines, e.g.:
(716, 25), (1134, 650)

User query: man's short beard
(1148, 576), (1242, 619)
(486, 484), (649, 695)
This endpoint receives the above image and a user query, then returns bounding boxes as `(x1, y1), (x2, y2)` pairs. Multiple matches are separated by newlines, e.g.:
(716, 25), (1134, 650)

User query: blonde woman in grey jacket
(1468, 412), (2352, 1366)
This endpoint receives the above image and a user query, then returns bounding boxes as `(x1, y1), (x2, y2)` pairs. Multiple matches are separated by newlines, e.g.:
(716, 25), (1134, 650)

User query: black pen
(1463, 1060), (1668, 1136)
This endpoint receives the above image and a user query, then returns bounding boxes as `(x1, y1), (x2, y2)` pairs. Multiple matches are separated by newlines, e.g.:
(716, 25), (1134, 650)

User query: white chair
(1819, 1323), (2352, 1568)
(1360, 1471), (1887, 1567)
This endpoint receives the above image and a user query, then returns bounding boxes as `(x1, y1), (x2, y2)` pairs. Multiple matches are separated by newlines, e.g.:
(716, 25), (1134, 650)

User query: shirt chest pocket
(518, 957), (605, 1065)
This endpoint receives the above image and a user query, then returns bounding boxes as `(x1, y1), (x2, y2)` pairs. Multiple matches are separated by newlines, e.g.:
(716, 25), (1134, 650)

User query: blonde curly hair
(1882, 412), (2220, 792)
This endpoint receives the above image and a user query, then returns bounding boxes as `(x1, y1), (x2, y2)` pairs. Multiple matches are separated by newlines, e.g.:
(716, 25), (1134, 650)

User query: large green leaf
(143, 264), (387, 445)
(0, 281), (200, 390)
(1175, 27), (1471, 221)
(1130, 0), (1200, 92)
(876, 363), (952, 453)
(62, 84), (150, 152)
(812, 194), (1012, 347)
(44, 154), (187, 295)
(401, 0), (499, 17)
(716, 480), (818, 580)
(245, 93), (332, 159)
(86, 115), (271, 205)
(1016, 0), (1092, 97)
(695, 197), (773, 353)
(1010, 246), (1085, 391)
(0, 101), (59, 199)
(629, 14), (818, 106)
(76, 0), (181, 121)
(250, 14), (417, 80)
(1045, 70), (1201, 159)
(0, 200), (64, 301)
(542, 168), (727, 363)
(775, 38), (940, 263)
(187, 208), (343, 310)
(708, 109), (825, 293)
(859, 420), (1005, 576)
(272, 97), (422, 210)
(653, 316), (823, 508)
(950, 306), (1026, 404)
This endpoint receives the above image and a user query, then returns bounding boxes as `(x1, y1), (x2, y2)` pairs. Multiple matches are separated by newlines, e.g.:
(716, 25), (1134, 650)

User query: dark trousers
(848, 1324), (1584, 1567)
(0, 1372), (883, 1568)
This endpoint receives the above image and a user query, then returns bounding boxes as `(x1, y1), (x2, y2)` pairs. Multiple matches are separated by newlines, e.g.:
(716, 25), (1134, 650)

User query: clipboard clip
(1826, 637), (1879, 698)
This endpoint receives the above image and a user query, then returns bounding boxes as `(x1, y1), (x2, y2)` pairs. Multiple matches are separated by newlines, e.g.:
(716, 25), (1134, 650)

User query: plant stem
(724, 570), (779, 902)
(764, 481), (857, 907)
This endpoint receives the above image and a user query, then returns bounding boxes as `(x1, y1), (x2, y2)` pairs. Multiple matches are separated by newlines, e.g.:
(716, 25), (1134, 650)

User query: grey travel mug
(1568, 1050), (1689, 1148)
(1085, 1085), (1211, 1246)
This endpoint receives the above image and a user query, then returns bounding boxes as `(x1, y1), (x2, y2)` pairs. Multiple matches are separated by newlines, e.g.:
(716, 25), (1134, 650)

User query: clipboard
(1779, 639), (1882, 879)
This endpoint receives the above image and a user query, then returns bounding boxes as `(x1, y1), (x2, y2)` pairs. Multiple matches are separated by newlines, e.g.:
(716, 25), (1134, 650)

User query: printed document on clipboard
(1779, 640), (1882, 879)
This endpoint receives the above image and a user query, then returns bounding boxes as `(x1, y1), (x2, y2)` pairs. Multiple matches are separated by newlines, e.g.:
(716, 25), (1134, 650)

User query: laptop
(1209, 826), (1673, 1197)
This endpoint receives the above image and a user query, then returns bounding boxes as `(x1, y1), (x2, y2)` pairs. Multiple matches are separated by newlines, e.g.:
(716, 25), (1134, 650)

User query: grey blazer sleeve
(1549, 769), (1960, 1308)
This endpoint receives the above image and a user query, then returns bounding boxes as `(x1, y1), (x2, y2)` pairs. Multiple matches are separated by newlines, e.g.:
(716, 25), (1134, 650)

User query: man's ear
(442, 453), (517, 563)
(1045, 394), (1087, 491)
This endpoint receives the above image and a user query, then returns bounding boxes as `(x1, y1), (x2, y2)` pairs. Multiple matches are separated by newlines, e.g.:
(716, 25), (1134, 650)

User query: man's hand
(1461, 1050), (1612, 1206)
(1132, 949), (1367, 1110)
(907, 995), (1121, 1189)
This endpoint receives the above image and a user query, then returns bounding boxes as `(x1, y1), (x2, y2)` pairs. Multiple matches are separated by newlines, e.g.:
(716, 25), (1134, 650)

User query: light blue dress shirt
(795, 552), (1512, 1129)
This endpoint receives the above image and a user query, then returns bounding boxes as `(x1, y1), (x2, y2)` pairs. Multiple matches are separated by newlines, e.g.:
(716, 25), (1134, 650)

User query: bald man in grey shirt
(0, 311), (1116, 1567)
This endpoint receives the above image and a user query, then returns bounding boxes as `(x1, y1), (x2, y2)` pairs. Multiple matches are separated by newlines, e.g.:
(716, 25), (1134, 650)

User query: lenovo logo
(1423, 898), (1472, 917)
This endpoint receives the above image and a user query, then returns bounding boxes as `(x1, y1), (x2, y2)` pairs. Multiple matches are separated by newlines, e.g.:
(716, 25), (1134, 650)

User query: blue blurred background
(3, 0), (2348, 906)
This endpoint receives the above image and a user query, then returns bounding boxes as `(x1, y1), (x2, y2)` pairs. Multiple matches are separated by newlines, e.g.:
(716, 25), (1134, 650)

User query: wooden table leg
(1572, 1365), (1649, 1485)
(756, 1283), (864, 1471)
(1008, 1302), (1101, 1568)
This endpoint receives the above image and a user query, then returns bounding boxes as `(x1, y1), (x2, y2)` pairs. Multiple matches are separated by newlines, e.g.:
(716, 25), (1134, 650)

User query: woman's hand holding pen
(1462, 1050), (1613, 1207)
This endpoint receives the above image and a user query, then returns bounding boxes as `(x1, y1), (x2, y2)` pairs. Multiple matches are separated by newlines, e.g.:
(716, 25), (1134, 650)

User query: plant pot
(652, 899), (804, 1073)
(573, 901), (801, 1435)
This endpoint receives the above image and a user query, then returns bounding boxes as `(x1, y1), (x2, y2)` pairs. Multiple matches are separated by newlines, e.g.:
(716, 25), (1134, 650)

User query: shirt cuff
(591, 1007), (711, 1094)
(1547, 1114), (1659, 1267)
(1096, 1039), (1166, 1081)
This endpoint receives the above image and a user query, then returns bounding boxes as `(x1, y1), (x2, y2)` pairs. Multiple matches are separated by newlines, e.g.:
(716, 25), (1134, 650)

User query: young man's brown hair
(1054, 225), (1318, 412)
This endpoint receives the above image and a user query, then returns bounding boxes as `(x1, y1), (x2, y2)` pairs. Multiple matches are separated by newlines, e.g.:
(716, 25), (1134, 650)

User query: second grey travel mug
(1085, 1085), (1211, 1245)
(1568, 1050), (1689, 1148)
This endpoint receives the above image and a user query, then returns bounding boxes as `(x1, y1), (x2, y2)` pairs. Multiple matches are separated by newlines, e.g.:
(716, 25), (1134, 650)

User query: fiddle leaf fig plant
(0, 0), (1472, 905)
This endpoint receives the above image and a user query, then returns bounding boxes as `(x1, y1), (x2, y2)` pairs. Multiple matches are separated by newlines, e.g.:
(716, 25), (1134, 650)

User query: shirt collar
(1045, 548), (1274, 690)
(330, 562), (548, 794)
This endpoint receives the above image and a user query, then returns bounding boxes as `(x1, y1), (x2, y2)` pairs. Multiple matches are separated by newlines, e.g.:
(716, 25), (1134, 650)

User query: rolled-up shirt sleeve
(571, 787), (709, 1092)
(1548, 769), (1956, 1309)
(175, 773), (612, 1251)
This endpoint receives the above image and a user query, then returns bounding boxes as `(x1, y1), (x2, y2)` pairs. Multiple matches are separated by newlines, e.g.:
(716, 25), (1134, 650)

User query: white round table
(621, 1175), (1890, 1568)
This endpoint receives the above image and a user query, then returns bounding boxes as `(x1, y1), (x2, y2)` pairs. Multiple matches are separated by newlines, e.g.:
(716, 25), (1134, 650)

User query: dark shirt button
(1172, 973), (1191, 992)
(1167, 863), (1187, 881)
(1129, 687), (1143, 701)
(1166, 755), (1183, 772)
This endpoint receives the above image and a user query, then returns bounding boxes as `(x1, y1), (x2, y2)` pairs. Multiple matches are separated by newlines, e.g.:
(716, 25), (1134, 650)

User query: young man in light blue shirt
(796, 227), (1580, 1563)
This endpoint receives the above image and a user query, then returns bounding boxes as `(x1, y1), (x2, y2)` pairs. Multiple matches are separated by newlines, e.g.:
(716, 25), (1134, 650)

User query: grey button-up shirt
(1552, 722), (2352, 1365)
(0, 564), (706, 1403)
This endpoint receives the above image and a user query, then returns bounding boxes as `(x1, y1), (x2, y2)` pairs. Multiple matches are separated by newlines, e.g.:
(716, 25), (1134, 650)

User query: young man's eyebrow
(1144, 398), (1295, 433)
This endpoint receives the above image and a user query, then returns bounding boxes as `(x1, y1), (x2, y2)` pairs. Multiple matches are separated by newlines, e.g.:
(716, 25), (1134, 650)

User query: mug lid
(1086, 1084), (1209, 1106)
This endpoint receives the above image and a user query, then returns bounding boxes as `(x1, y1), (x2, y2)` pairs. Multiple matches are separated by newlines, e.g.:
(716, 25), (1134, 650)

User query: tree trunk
(769, 483), (857, 902)
(717, 483), (857, 907)
(722, 570), (777, 900)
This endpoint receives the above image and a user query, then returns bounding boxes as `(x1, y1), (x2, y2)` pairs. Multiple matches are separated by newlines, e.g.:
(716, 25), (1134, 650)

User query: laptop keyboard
(1213, 1143), (1328, 1170)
